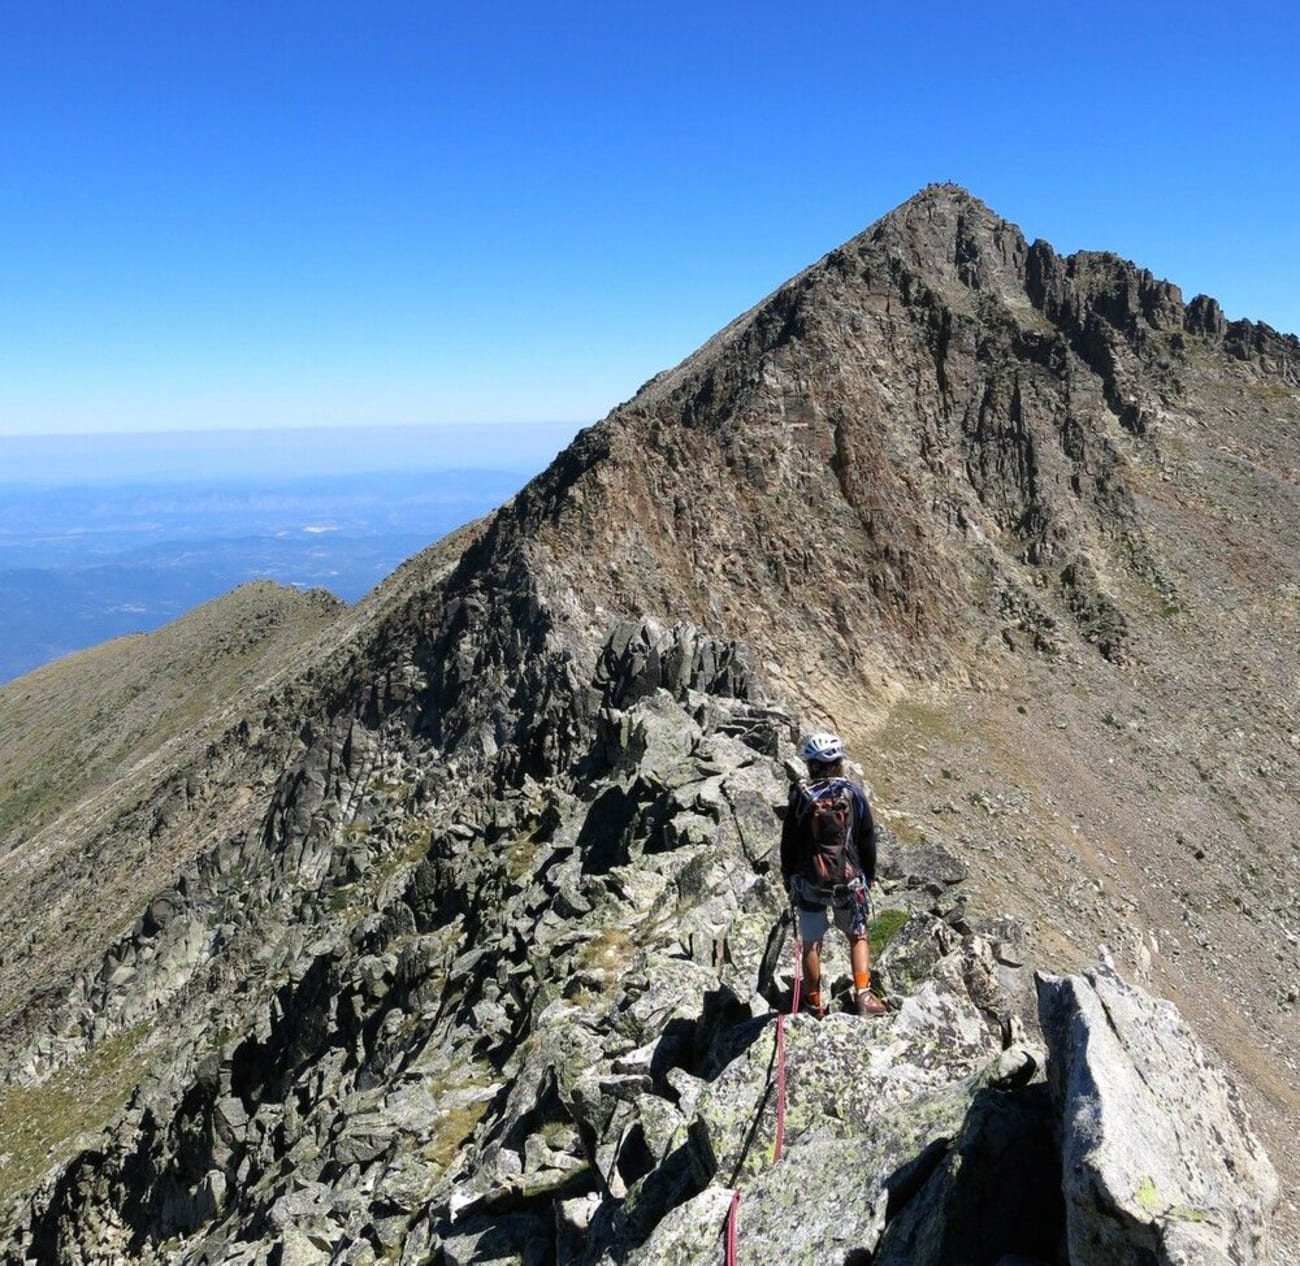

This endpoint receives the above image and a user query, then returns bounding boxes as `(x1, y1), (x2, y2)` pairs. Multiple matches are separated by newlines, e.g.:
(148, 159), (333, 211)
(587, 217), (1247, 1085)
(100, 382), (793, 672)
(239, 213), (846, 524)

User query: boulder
(1037, 963), (1278, 1265)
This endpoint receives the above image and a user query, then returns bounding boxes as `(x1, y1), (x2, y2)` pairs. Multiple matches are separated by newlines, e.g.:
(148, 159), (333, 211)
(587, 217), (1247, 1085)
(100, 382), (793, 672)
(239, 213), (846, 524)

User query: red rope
(772, 932), (801, 1163)
(773, 1013), (787, 1162)
(727, 926), (801, 1260)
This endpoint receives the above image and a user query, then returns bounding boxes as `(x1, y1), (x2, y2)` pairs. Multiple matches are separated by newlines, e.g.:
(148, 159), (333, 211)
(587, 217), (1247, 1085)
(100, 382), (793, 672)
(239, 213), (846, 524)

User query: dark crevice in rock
(883, 1134), (952, 1221)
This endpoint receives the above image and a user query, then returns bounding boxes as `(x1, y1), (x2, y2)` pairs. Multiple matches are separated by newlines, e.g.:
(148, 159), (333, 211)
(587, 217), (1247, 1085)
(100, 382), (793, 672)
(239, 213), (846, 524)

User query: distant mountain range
(0, 469), (527, 682)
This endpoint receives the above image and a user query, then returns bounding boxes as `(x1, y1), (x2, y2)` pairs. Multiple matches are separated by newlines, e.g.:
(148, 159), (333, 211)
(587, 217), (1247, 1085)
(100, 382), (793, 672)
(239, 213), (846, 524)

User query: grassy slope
(0, 581), (344, 846)
(0, 521), (488, 1034)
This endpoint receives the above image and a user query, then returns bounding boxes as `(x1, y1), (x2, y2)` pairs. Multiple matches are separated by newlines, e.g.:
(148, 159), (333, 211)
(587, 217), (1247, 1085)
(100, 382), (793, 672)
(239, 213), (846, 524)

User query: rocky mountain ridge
(1, 619), (1279, 1264)
(1, 184), (1297, 1261)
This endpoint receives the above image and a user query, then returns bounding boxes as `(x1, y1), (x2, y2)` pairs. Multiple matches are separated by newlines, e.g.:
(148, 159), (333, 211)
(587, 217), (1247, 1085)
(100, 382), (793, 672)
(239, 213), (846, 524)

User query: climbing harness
(789, 872), (868, 922)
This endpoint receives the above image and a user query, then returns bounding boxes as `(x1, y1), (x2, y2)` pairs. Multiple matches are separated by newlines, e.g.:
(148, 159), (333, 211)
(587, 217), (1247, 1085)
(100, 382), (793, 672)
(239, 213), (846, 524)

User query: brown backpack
(796, 778), (861, 889)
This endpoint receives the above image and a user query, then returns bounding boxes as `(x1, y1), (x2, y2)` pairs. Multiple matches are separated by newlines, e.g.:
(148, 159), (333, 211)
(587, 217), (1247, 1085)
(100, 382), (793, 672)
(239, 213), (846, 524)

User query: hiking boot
(801, 990), (826, 1020)
(855, 989), (887, 1017)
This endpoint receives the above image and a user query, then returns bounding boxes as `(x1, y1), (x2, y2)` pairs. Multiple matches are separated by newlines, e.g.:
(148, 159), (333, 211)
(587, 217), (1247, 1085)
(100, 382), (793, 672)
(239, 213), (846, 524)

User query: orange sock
(853, 969), (870, 993)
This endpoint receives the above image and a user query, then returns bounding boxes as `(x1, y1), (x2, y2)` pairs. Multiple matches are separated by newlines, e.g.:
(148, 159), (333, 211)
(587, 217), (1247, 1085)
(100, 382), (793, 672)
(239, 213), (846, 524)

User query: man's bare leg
(851, 934), (886, 1015)
(802, 939), (824, 1015)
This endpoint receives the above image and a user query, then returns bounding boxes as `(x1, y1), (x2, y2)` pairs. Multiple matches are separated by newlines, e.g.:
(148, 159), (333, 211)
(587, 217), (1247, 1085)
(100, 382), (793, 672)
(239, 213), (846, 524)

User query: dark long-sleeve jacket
(780, 777), (877, 891)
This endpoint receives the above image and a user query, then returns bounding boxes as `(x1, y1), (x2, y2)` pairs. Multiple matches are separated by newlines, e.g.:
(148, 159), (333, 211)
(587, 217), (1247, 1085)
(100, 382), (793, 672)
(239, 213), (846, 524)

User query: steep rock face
(517, 188), (1174, 684)
(1039, 964), (1277, 1265)
(522, 185), (1299, 701)
(1, 185), (1298, 1260)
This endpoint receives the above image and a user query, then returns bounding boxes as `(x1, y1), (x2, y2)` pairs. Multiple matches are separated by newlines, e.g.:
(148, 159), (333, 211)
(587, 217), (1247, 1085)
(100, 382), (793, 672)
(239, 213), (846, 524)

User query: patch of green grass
(422, 1062), (495, 1173)
(0, 1023), (151, 1206)
(886, 699), (958, 744)
(869, 908), (910, 959)
(506, 833), (540, 883)
(880, 811), (927, 845)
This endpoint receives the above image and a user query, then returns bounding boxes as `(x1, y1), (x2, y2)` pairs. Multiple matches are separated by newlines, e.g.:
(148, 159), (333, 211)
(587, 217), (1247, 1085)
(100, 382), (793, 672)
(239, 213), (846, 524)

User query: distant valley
(0, 469), (526, 683)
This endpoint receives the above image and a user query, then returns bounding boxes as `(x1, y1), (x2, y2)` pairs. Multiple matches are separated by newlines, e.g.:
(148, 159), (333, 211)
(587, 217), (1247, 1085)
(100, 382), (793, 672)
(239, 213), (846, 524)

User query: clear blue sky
(2, 1), (1296, 438)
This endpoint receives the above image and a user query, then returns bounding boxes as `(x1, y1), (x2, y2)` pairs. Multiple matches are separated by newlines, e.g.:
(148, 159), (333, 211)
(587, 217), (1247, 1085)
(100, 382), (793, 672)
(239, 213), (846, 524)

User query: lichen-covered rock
(615, 1186), (736, 1266)
(1037, 963), (1279, 1266)
(688, 929), (1011, 1187)
(717, 1141), (887, 1265)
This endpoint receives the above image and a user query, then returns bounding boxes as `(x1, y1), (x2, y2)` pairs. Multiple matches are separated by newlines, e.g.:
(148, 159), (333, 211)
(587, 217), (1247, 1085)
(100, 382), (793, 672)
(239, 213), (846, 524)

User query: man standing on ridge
(780, 731), (887, 1017)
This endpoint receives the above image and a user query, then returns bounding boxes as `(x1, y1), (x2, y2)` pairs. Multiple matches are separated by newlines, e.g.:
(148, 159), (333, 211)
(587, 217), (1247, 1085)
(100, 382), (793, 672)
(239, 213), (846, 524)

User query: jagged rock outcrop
(1039, 963), (1278, 1265)
(1, 185), (1297, 1261)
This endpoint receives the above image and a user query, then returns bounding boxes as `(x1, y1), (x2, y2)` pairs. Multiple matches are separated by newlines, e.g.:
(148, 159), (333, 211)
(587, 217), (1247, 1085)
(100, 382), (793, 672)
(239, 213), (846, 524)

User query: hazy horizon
(0, 461), (539, 684)
(0, 420), (585, 487)
(0, 419), (583, 683)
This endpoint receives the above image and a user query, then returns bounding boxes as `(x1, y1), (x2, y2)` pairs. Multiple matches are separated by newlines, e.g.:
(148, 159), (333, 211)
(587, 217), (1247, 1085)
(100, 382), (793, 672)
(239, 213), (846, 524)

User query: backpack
(795, 778), (861, 889)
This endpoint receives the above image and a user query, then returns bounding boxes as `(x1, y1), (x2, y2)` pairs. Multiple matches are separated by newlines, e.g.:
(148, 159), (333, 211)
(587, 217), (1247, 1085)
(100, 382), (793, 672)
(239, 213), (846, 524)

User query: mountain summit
(483, 183), (1296, 699)
(2, 186), (1298, 1261)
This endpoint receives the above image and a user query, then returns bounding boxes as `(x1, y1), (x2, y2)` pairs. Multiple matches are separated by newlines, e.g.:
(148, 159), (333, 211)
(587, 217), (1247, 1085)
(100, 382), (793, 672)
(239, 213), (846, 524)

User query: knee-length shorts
(796, 902), (860, 945)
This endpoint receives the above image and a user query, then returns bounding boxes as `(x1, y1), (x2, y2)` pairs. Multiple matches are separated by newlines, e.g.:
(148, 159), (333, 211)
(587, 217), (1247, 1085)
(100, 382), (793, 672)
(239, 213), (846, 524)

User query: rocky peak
(2, 186), (1298, 1261)
(852, 182), (1033, 300)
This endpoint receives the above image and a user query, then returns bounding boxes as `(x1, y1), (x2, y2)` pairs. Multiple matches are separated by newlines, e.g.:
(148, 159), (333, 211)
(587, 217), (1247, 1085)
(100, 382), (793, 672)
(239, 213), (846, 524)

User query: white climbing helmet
(800, 731), (845, 763)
